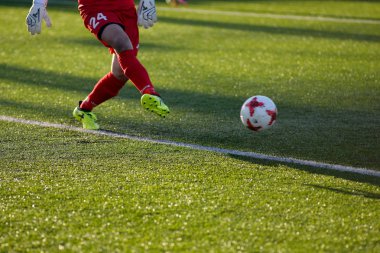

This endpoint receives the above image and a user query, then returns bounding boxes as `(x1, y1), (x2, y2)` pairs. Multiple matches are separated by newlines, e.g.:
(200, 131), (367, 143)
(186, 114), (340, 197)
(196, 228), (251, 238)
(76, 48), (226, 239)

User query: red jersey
(78, 0), (135, 12)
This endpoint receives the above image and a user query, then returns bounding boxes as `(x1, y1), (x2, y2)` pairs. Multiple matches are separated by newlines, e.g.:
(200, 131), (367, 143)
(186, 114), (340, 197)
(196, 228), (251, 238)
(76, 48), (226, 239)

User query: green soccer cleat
(141, 94), (170, 118)
(73, 106), (100, 130)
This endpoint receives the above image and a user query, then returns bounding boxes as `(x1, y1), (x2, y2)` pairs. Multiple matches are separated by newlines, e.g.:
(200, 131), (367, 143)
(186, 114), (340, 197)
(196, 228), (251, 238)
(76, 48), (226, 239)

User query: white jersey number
(89, 13), (108, 29)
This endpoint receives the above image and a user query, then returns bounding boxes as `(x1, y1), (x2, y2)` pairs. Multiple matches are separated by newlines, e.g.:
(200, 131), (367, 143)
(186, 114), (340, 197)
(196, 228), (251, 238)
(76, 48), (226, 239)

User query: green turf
(1, 121), (379, 252)
(0, 1), (380, 251)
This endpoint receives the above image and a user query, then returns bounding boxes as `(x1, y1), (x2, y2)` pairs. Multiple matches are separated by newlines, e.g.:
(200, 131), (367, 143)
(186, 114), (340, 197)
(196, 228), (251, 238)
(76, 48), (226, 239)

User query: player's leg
(80, 54), (128, 110)
(73, 13), (130, 129)
(73, 73), (126, 130)
(101, 24), (169, 117)
(80, 54), (127, 112)
(73, 55), (127, 130)
(74, 9), (169, 130)
(100, 24), (157, 95)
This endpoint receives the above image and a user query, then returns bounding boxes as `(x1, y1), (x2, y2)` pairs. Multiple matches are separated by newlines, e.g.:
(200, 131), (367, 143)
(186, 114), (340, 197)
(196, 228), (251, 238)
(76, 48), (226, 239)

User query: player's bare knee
(112, 69), (128, 82)
(112, 39), (132, 53)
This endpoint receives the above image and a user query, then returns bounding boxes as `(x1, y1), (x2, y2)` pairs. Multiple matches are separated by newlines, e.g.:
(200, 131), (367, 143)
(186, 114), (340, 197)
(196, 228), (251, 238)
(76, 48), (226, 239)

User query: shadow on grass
(228, 154), (380, 188)
(158, 16), (380, 43)
(305, 184), (380, 199)
(64, 38), (183, 52)
(0, 63), (98, 94)
(0, 98), (74, 121)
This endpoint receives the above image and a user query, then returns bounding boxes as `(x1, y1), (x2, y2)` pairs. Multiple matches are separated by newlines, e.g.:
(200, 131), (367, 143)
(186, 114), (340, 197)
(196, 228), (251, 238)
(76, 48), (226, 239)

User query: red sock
(117, 50), (159, 96)
(80, 72), (126, 111)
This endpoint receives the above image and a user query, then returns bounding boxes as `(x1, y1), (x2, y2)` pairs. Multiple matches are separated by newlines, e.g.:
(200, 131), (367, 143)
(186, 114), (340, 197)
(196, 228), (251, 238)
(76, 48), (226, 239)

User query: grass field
(1, 0), (380, 252)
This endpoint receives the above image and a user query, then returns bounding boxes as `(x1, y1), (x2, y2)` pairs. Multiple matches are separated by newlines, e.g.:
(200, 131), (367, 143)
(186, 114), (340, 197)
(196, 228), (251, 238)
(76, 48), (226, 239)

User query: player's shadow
(159, 16), (380, 43)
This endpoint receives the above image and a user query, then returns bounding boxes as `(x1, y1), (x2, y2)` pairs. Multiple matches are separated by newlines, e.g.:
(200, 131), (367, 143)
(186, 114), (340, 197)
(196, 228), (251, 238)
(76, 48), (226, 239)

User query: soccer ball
(240, 95), (277, 132)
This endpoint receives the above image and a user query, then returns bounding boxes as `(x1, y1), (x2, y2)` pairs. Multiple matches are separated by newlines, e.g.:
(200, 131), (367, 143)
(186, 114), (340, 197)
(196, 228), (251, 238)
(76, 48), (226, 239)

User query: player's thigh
(100, 24), (133, 53)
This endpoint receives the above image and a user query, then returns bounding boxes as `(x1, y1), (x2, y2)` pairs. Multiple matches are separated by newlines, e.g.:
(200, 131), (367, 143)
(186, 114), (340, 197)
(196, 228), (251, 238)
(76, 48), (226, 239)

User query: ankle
(79, 99), (96, 111)
(142, 87), (160, 97)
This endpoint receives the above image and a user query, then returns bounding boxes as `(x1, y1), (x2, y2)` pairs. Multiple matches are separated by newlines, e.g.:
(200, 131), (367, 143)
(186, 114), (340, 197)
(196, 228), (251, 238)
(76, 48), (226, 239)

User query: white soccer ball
(240, 95), (277, 132)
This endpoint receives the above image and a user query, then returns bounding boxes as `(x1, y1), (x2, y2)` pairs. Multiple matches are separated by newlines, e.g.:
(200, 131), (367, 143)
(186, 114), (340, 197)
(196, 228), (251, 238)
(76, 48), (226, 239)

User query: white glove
(137, 0), (157, 29)
(26, 0), (52, 35)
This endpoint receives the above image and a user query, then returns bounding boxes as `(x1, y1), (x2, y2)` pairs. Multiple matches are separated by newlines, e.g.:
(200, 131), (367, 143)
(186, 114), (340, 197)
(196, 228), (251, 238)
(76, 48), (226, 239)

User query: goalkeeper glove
(26, 0), (52, 35)
(137, 0), (157, 29)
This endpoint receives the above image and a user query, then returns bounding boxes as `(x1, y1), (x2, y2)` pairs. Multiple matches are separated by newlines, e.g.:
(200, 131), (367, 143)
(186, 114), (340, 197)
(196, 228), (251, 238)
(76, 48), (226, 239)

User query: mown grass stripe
(1, 115), (379, 177)
(158, 7), (380, 25)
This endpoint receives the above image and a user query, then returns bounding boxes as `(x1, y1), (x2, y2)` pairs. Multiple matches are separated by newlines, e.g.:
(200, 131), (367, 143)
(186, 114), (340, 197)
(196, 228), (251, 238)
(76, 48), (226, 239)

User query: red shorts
(80, 8), (139, 54)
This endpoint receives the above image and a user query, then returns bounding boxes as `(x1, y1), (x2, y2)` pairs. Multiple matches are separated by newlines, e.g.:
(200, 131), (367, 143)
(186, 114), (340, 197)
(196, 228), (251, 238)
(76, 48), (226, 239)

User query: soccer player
(26, 0), (170, 130)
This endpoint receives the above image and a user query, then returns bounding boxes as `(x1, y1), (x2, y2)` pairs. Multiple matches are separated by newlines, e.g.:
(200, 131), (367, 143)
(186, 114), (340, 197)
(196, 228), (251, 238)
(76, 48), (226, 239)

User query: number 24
(89, 13), (107, 29)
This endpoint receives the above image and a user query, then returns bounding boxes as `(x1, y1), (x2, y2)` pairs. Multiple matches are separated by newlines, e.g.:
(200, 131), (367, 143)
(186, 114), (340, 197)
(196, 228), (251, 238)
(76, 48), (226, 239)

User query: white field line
(1, 115), (380, 177)
(158, 7), (380, 25)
